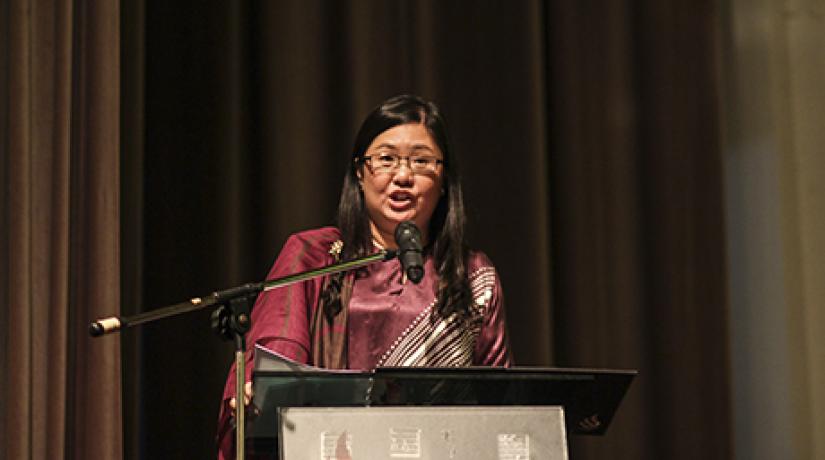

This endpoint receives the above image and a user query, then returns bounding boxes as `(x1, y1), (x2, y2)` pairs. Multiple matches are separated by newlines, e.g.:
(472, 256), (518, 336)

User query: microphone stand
(89, 249), (398, 460)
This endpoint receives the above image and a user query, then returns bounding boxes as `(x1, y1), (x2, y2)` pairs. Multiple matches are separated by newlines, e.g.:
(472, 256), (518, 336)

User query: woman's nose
(392, 163), (414, 184)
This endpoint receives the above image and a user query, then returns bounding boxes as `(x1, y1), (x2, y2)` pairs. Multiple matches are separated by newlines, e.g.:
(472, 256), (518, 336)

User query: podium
(248, 354), (635, 459)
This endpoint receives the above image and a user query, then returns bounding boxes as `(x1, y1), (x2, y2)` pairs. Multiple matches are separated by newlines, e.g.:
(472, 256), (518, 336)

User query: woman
(217, 94), (511, 458)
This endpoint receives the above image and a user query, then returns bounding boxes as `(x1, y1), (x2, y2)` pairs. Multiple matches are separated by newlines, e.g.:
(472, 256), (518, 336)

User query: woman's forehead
(368, 123), (438, 151)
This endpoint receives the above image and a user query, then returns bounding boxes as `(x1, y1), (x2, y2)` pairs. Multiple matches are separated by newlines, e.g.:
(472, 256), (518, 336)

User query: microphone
(394, 221), (424, 284)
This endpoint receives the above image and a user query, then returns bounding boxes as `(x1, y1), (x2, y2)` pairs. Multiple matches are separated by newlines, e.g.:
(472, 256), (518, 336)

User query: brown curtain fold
(1, 0), (122, 459)
(548, 2), (731, 459)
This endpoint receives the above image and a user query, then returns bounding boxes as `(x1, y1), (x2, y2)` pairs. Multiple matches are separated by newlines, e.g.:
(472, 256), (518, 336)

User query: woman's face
(357, 122), (444, 248)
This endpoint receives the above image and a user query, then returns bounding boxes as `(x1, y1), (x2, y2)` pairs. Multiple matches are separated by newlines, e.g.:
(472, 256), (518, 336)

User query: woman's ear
(355, 164), (365, 185)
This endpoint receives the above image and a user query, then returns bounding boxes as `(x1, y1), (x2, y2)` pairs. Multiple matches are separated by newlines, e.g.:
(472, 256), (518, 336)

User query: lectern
(247, 347), (635, 459)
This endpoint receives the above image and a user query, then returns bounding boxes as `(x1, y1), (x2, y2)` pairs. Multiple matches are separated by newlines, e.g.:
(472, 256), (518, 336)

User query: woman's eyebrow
(373, 143), (435, 153)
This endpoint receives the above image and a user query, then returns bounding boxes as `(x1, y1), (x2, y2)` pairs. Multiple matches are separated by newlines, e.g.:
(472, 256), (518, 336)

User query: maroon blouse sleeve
(471, 256), (513, 367)
(216, 228), (339, 459)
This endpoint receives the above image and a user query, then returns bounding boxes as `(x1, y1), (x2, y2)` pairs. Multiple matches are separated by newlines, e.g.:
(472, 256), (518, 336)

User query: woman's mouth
(388, 191), (415, 210)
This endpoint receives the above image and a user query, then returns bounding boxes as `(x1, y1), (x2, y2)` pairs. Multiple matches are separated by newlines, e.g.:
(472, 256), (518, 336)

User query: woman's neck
(369, 221), (428, 250)
(369, 222), (397, 250)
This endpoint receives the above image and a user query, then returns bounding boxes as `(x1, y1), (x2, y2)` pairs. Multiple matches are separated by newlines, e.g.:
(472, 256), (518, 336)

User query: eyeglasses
(362, 153), (444, 174)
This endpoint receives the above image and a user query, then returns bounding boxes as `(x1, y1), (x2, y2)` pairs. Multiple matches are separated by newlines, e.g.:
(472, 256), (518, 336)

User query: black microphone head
(395, 221), (422, 249)
(394, 221), (425, 284)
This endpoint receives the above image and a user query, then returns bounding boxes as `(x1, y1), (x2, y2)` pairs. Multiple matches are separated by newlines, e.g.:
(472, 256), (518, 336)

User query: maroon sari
(216, 227), (511, 459)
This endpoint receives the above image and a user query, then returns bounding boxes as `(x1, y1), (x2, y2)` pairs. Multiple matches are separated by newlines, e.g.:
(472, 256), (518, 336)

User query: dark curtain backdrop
(1, 0), (122, 459)
(120, 1), (730, 459)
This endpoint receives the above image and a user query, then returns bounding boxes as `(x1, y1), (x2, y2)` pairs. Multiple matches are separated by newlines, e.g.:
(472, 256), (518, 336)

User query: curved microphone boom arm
(88, 248), (398, 460)
(88, 249), (397, 337)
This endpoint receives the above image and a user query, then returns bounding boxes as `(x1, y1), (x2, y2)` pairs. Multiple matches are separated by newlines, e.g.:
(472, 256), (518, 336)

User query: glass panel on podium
(248, 345), (635, 459)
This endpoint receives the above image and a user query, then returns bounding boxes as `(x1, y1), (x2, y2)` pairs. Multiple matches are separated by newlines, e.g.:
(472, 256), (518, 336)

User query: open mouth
(388, 191), (415, 209)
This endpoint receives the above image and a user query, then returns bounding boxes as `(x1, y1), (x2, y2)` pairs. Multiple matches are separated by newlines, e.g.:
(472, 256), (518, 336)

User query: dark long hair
(322, 94), (471, 319)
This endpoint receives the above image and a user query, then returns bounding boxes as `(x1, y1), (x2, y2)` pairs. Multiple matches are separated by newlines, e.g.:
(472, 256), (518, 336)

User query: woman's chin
(383, 207), (417, 223)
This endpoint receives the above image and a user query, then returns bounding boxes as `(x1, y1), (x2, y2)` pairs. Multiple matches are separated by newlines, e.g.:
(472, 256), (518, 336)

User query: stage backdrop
(119, 1), (730, 459)
(9, 1), (822, 459)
